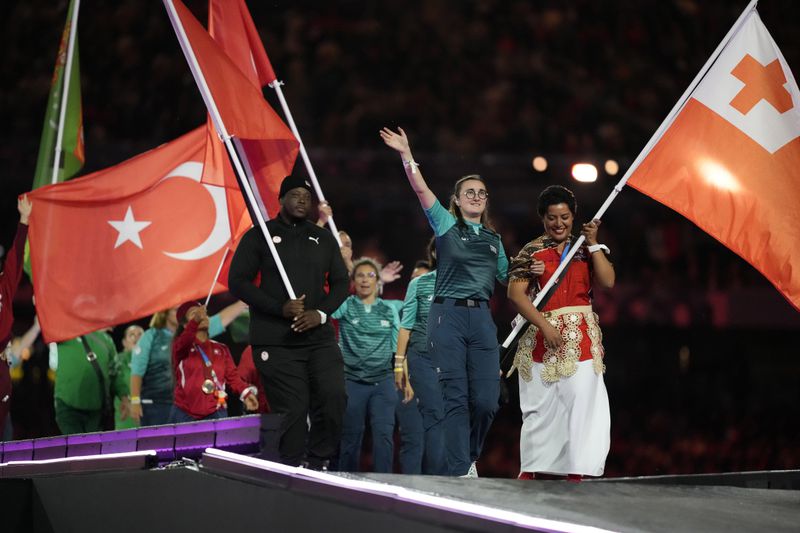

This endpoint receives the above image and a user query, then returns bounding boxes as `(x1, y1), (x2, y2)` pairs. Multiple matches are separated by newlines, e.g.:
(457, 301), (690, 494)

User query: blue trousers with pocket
(339, 375), (396, 473)
(407, 348), (447, 475)
(395, 387), (424, 474)
(427, 299), (500, 476)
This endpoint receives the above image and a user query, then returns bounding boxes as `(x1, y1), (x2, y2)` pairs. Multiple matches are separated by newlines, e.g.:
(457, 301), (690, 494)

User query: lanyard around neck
(195, 344), (224, 392)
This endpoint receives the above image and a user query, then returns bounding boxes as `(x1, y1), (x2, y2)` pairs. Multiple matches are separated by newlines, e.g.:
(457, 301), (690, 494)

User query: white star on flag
(108, 206), (152, 249)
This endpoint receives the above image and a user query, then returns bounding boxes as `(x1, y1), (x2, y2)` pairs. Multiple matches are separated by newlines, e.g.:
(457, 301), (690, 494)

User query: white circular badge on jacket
(272, 236), (282, 244)
(261, 350), (269, 361)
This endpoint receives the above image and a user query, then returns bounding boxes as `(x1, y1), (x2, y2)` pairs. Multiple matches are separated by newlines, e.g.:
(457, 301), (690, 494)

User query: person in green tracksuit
(381, 127), (509, 477)
(333, 257), (401, 473)
(50, 330), (130, 434)
(115, 324), (143, 430)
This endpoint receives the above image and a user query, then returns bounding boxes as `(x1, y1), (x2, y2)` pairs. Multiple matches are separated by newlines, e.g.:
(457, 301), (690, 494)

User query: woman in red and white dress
(507, 185), (615, 480)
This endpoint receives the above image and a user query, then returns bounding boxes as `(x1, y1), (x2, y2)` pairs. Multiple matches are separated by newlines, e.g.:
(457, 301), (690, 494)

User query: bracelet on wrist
(401, 158), (420, 174)
(130, 396), (141, 405)
(393, 368), (404, 373)
(587, 243), (610, 254)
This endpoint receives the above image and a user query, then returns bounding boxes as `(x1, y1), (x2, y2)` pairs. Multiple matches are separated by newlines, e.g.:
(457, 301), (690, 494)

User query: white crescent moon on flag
(160, 162), (231, 261)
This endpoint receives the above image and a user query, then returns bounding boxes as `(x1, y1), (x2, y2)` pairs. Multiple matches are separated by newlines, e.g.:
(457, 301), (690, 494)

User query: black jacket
(228, 216), (349, 346)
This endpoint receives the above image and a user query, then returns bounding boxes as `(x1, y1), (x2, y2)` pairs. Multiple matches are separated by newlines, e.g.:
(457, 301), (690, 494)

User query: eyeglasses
(461, 189), (488, 200)
(354, 271), (377, 279)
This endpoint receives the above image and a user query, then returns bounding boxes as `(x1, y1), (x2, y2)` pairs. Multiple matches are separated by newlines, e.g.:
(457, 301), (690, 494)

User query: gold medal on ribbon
(201, 379), (215, 394)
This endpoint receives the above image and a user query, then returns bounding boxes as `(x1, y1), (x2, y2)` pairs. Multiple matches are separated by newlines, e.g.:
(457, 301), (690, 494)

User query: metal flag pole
(502, 0), (759, 349)
(269, 80), (343, 246)
(51, 0), (81, 185)
(163, 0), (297, 299)
(204, 247), (230, 306)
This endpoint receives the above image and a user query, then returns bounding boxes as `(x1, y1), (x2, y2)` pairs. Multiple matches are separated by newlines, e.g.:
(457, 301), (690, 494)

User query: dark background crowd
(2, 0), (799, 478)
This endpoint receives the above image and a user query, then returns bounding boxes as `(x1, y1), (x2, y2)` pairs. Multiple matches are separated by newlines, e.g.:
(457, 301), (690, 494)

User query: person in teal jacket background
(334, 257), (400, 472)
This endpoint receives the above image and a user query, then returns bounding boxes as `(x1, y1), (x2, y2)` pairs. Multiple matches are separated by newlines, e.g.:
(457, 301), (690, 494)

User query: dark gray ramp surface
(346, 473), (800, 533)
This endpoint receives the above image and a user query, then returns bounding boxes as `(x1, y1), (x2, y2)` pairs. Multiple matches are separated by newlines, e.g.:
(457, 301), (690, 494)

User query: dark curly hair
(537, 185), (577, 217)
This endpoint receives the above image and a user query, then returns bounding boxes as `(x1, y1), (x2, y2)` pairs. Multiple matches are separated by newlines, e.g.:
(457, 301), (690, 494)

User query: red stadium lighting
(571, 163), (597, 182)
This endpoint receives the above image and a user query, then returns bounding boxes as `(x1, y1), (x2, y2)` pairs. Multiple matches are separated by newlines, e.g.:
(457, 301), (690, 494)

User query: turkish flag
(172, 0), (298, 219)
(208, 0), (277, 87)
(27, 127), (251, 342)
(628, 10), (800, 311)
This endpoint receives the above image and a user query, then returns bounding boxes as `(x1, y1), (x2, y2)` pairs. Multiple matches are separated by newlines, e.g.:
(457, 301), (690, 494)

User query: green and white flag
(27, 0), (84, 278)
(32, 0), (84, 189)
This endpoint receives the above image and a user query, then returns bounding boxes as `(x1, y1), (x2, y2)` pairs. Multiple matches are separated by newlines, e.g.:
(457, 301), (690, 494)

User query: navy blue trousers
(407, 348), (447, 474)
(427, 300), (500, 476)
(395, 387), (424, 474)
(339, 375), (396, 472)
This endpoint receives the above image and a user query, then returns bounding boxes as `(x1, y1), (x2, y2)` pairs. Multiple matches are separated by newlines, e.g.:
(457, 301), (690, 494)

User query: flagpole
(501, 0), (759, 349)
(269, 80), (343, 247)
(204, 247), (230, 306)
(232, 137), (271, 219)
(163, 0), (298, 300)
(51, 0), (81, 185)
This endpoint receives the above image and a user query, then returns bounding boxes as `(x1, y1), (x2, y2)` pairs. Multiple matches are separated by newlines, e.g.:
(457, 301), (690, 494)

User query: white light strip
(1, 450), (156, 467)
(203, 448), (612, 533)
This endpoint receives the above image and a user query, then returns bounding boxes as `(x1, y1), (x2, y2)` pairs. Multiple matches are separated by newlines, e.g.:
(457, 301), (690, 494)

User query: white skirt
(518, 359), (610, 476)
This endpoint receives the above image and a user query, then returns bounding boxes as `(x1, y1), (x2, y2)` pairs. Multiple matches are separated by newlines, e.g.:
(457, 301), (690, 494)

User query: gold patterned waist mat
(540, 304), (593, 319)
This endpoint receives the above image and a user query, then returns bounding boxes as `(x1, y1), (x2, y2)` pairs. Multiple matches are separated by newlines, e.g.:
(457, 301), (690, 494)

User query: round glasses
(462, 189), (488, 200)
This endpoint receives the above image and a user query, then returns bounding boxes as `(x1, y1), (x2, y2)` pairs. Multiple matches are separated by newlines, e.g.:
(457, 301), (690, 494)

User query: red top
(535, 245), (592, 312)
(172, 320), (254, 419)
(509, 238), (601, 366)
(237, 346), (270, 413)
(1, 224), (27, 422)
(0, 224), (28, 347)
(531, 245), (596, 363)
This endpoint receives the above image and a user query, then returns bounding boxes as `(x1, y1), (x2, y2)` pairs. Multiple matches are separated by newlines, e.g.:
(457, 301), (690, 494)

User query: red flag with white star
(628, 9), (800, 311)
(27, 128), (251, 342)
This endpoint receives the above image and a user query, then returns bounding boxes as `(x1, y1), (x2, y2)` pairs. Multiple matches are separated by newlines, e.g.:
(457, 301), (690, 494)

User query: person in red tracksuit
(0, 196), (32, 435)
(237, 346), (270, 414)
(169, 302), (258, 422)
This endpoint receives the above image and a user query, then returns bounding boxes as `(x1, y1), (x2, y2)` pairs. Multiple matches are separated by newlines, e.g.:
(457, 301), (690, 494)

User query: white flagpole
(163, 0), (297, 300)
(204, 247), (230, 306)
(502, 0), (759, 349)
(269, 80), (343, 247)
(51, 0), (81, 185)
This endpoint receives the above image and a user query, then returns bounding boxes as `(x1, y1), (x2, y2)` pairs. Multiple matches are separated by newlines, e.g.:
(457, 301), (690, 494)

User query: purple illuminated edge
(1, 450), (156, 467)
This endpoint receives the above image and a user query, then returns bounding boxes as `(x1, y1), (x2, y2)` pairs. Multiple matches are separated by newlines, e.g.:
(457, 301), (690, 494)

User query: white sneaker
(459, 461), (478, 478)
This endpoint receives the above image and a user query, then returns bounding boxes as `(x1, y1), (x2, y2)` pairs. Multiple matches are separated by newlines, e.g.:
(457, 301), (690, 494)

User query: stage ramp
(1, 446), (799, 532)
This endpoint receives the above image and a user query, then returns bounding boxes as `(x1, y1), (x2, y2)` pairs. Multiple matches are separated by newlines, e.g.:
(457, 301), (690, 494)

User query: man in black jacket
(229, 176), (349, 469)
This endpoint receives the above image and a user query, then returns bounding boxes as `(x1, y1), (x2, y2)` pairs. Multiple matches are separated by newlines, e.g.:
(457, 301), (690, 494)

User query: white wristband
(587, 244), (610, 254)
(240, 386), (258, 401)
(402, 158), (419, 174)
(317, 310), (327, 324)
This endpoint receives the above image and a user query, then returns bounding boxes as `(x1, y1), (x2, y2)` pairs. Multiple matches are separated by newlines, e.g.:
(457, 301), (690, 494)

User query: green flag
(32, 0), (84, 189)
(27, 0), (84, 278)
